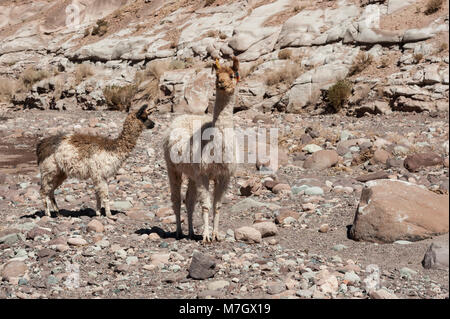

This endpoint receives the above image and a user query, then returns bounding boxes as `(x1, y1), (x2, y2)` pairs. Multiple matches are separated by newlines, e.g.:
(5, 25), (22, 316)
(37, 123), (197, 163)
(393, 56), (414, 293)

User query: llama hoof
(106, 214), (117, 220)
(202, 234), (212, 243)
(211, 232), (221, 242)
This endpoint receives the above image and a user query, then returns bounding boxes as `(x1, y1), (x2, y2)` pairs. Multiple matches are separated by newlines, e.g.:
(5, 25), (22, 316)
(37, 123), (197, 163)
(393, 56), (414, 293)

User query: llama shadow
(21, 208), (123, 219)
(135, 226), (203, 241)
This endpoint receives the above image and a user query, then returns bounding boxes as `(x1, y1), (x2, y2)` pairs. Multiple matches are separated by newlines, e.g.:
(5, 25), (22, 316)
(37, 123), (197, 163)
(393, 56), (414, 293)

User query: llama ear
(231, 56), (240, 73)
(213, 59), (222, 71)
(136, 104), (148, 119)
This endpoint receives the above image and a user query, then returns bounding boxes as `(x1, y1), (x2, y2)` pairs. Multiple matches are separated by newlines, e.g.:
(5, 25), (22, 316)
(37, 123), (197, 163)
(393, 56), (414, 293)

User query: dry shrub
(265, 62), (303, 86)
(438, 42), (448, 53)
(0, 78), (18, 102)
(327, 79), (352, 112)
(380, 56), (390, 68)
(413, 53), (424, 64)
(278, 49), (292, 60)
(425, 0), (443, 15)
(166, 29), (181, 49)
(349, 52), (373, 76)
(74, 64), (94, 84)
(53, 77), (65, 100)
(21, 67), (49, 89)
(92, 19), (108, 36)
(204, 0), (215, 6)
(134, 60), (172, 102)
(103, 85), (138, 112)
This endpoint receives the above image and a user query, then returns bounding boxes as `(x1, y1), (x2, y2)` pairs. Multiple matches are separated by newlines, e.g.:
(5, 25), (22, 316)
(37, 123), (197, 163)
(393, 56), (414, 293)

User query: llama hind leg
(40, 171), (58, 216)
(49, 171), (67, 214)
(95, 192), (101, 216)
(212, 176), (230, 242)
(198, 179), (212, 243)
(168, 169), (183, 239)
(185, 179), (198, 239)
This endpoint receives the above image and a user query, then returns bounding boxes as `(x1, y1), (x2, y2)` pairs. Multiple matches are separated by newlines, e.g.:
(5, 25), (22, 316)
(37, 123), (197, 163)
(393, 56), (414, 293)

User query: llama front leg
(186, 179), (198, 240)
(168, 170), (183, 239)
(212, 177), (229, 242)
(96, 180), (116, 220)
(198, 180), (212, 243)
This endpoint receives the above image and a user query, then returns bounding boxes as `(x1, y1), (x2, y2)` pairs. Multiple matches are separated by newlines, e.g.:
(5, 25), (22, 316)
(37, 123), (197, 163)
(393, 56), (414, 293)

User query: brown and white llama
(163, 57), (240, 242)
(36, 104), (155, 219)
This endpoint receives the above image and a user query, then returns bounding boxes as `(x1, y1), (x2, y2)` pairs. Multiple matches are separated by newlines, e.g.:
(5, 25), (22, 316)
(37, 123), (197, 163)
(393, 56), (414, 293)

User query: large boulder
(161, 68), (215, 114)
(422, 241), (449, 269)
(349, 180), (449, 243)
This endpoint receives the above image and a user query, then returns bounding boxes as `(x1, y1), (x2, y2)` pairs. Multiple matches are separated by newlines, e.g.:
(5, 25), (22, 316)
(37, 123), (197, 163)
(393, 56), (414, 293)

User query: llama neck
(212, 89), (235, 127)
(114, 115), (144, 157)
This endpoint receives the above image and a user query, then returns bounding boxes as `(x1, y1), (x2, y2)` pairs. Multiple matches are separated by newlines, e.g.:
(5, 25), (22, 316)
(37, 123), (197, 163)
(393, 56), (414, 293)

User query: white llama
(163, 57), (240, 242)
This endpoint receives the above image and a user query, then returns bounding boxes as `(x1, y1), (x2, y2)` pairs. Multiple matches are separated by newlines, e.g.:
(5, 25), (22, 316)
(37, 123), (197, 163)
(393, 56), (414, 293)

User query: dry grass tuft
(103, 85), (138, 112)
(349, 52), (373, 76)
(0, 77), (18, 102)
(21, 67), (49, 89)
(278, 49), (293, 60)
(413, 53), (424, 64)
(92, 19), (108, 36)
(424, 0), (443, 15)
(265, 61), (303, 86)
(327, 79), (352, 112)
(74, 64), (94, 84)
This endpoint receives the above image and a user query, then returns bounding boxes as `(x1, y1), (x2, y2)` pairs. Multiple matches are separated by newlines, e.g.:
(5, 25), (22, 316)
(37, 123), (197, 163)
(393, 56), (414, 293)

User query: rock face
(188, 251), (217, 280)
(349, 180), (449, 243)
(422, 241), (449, 269)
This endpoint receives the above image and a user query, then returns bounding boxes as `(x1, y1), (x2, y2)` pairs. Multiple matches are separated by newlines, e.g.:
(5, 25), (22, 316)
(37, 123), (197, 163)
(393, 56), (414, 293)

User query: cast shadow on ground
(135, 226), (203, 241)
(21, 208), (123, 219)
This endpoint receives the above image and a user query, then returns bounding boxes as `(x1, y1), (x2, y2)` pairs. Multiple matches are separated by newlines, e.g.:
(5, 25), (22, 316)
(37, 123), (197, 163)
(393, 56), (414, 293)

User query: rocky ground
(0, 108), (448, 299)
(0, 0), (449, 300)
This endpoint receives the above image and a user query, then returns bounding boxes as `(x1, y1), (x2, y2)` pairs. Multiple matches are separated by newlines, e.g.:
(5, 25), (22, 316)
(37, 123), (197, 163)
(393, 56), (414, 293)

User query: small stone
(303, 144), (322, 154)
(399, 267), (417, 279)
(188, 251), (217, 280)
(87, 220), (104, 233)
(252, 222), (278, 238)
(275, 210), (300, 224)
(207, 280), (230, 291)
(1, 260), (27, 282)
(373, 149), (391, 164)
(344, 271), (361, 284)
(267, 282), (286, 295)
(370, 289), (398, 299)
(404, 153), (443, 172)
(67, 237), (88, 246)
(272, 183), (291, 194)
(332, 244), (348, 251)
(126, 256), (138, 265)
(234, 226), (262, 243)
(319, 224), (329, 233)
(304, 187), (324, 196)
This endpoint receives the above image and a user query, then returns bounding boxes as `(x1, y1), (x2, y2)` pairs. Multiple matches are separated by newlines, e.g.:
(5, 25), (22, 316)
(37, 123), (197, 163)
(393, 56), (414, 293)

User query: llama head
(136, 104), (155, 129)
(213, 57), (240, 95)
